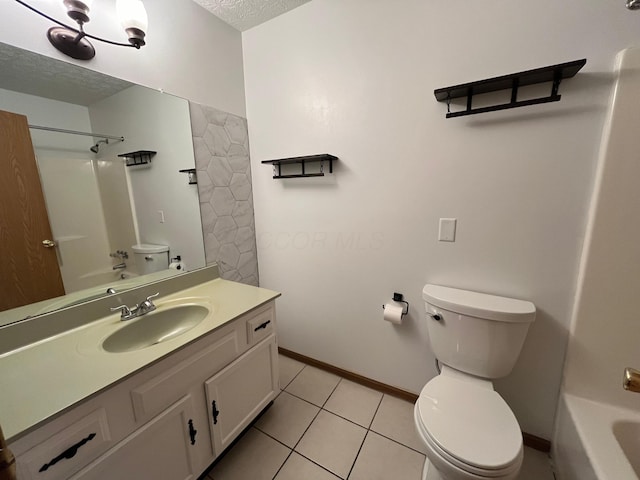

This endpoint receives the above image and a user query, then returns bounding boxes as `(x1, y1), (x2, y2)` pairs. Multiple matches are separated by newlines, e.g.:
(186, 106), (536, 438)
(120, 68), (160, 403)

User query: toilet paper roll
(169, 261), (187, 271)
(383, 303), (404, 324)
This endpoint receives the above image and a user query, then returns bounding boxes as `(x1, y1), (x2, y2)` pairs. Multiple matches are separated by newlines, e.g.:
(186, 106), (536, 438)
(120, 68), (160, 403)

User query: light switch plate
(438, 218), (456, 242)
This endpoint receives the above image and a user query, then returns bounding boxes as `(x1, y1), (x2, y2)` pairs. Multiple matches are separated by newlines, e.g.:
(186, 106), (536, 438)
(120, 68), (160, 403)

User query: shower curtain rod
(28, 124), (125, 142)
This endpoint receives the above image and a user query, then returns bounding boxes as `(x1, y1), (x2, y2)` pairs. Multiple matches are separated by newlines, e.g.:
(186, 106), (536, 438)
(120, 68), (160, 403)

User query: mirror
(0, 41), (206, 326)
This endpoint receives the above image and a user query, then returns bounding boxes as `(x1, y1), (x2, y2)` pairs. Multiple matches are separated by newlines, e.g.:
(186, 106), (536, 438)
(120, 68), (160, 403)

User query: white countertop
(0, 278), (279, 442)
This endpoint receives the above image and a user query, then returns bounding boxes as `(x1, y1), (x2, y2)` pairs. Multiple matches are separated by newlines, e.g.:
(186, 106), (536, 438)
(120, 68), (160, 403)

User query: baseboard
(278, 347), (552, 453)
(522, 432), (551, 453)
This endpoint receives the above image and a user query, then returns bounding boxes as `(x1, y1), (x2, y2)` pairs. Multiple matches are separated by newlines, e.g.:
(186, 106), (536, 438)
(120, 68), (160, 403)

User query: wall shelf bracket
(118, 150), (157, 167)
(434, 59), (586, 118)
(261, 154), (338, 179)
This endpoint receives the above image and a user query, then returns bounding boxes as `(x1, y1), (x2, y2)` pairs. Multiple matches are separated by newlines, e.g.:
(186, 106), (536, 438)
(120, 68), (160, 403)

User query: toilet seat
(415, 372), (523, 477)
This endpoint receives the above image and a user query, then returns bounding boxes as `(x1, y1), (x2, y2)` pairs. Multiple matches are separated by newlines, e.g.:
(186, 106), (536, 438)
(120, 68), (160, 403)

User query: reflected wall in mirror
(189, 102), (259, 287)
(0, 41), (206, 324)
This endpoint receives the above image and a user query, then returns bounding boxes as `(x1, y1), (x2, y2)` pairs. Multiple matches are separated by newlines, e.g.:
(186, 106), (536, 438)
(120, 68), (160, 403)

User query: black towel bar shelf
(261, 154), (338, 179)
(434, 59), (586, 118)
(118, 150), (156, 166)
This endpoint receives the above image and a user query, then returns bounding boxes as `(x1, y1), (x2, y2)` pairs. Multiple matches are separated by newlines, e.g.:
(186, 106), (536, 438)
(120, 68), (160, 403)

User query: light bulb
(116, 0), (148, 47)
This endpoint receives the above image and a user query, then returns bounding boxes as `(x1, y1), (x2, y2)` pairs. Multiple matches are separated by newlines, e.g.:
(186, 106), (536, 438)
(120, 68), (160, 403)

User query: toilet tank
(423, 284), (536, 379)
(132, 243), (169, 275)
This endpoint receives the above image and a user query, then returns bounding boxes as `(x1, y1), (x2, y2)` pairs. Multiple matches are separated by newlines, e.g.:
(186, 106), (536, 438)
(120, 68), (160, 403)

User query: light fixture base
(47, 27), (95, 60)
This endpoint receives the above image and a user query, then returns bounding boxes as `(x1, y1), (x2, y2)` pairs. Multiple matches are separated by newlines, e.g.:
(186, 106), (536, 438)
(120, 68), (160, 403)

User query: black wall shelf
(261, 154), (338, 179)
(118, 150), (156, 166)
(434, 59), (586, 118)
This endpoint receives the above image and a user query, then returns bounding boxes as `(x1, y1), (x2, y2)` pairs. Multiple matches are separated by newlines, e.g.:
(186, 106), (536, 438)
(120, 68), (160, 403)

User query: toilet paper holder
(382, 292), (410, 317)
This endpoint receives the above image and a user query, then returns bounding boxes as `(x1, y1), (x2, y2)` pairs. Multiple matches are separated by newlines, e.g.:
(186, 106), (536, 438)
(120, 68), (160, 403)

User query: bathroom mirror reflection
(0, 42), (206, 326)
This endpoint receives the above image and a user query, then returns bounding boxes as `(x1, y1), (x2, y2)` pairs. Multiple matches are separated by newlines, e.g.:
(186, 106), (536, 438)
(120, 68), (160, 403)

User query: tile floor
(207, 355), (556, 480)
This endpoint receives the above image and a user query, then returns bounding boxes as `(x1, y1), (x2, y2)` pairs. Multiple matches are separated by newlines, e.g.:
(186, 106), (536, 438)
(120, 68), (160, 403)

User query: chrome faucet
(110, 293), (159, 321)
(623, 367), (640, 392)
(112, 263), (126, 270)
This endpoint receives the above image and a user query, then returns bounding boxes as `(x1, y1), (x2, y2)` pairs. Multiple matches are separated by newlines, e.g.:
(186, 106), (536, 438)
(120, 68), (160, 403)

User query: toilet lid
(417, 374), (522, 471)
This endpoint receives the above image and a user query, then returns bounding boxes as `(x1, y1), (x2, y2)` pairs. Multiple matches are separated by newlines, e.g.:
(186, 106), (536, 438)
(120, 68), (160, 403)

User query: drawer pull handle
(212, 400), (220, 425)
(254, 320), (271, 332)
(39, 433), (96, 472)
(188, 419), (197, 445)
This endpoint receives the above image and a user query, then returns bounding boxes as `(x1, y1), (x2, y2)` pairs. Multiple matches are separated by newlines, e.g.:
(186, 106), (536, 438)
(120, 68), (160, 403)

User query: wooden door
(0, 109), (65, 311)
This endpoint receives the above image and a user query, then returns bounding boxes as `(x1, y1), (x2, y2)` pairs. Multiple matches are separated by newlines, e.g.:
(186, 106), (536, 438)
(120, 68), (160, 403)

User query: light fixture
(15, 0), (148, 60)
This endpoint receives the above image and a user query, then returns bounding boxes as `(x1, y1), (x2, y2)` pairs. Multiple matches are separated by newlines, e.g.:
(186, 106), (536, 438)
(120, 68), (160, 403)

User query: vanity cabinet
(71, 395), (199, 480)
(10, 301), (278, 480)
(206, 335), (278, 453)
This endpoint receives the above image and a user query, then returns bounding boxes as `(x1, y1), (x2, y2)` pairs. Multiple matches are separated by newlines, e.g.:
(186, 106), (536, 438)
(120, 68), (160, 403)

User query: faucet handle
(138, 293), (159, 315)
(623, 367), (640, 392)
(145, 292), (160, 303)
(110, 304), (133, 320)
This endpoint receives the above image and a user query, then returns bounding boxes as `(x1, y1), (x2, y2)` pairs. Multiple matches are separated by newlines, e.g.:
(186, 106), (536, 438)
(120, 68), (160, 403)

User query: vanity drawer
(246, 306), (274, 346)
(131, 328), (239, 423)
(17, 409), (111, 480)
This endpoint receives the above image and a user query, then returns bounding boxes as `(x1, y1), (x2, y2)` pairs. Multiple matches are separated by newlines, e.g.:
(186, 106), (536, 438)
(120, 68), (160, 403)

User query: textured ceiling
(192, 0), (312, 31)
(0, 42), (134, 106)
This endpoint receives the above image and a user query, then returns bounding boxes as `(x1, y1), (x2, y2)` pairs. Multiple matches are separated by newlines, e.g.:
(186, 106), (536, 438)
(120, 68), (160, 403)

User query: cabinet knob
(42, 239), (56, 248)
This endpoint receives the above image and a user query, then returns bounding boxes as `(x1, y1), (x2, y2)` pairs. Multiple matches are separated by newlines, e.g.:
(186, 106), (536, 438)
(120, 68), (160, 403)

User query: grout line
(367, 430), (426, 456)
(289, 451), (344, 479)
(318, 407), (369, 431)
(345, 429), (369, 480)
(281, 387), (332, 409)
(321, 377), (343, 408)
(279, 361), (306, 390)
(291, 403), (324, 451)
(368, 393), (385, 430)
(270, 447), (294, 480)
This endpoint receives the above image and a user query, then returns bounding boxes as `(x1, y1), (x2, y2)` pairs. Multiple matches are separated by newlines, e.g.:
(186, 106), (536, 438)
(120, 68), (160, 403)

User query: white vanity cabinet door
(69, 395), (200, 480)
(205, 335), (279, 455)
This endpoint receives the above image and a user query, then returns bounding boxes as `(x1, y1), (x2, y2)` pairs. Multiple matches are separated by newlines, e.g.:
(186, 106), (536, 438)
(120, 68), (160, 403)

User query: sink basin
(103, 304), (209, 353)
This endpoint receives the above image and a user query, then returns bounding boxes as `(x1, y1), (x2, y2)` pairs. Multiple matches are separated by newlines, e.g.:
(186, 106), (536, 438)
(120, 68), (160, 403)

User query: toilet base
(423, 459), (443, 480)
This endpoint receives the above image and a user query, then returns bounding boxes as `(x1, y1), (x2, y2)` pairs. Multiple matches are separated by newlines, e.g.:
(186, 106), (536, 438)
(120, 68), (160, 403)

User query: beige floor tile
(370, 394), (426, 454)
(349, 431), (425, 480)
(324, 379), (382, 428)
(295, 410), (366, 478)
(285, 365), (340, 407)
(255, 390), (320, 447)
(517, 447), (554, 480)
(208, 428), (290, 480)
(279, 354), (306, 389)
(275, 452), (341, 480)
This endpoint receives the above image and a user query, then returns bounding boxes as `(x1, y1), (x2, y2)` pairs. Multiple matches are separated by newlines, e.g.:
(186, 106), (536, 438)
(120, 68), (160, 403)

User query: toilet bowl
(414, 285), (536, 480)
(414, 366), (523, 480)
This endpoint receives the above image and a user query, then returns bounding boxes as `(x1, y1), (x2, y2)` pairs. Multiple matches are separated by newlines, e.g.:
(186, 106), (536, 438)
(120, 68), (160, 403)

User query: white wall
(243, 0), (640, 439)
(89, 86), (206, 272)
(0, 0), (246, 117)
(561, 48), (640, 411)
(0, 88), (112, 293)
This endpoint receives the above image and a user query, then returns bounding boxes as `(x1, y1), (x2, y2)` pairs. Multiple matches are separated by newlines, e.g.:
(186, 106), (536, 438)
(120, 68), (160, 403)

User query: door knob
(42, 240), (56, 248)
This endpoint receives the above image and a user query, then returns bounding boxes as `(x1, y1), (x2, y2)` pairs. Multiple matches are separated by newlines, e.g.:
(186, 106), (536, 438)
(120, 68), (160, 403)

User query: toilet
(132, 243), (170, 275)
(414, 284), (536, 480)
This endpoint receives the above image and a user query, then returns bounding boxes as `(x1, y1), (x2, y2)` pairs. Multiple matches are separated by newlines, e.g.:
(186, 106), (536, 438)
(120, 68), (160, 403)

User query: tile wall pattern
(189, 102), (259, 286)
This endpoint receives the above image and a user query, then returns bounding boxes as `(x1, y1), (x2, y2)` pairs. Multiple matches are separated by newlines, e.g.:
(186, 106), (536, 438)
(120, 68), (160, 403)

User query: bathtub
(78, 268), (138, 288)
(553, 393), (640, 480)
